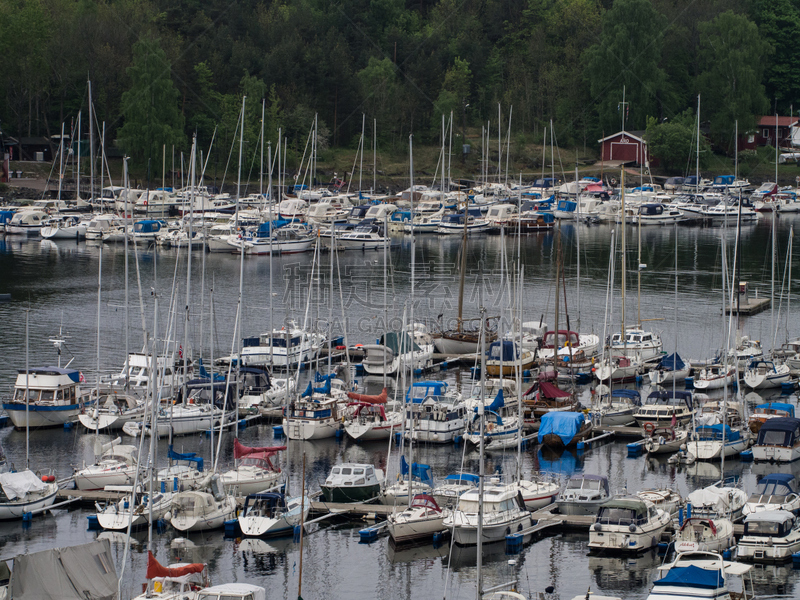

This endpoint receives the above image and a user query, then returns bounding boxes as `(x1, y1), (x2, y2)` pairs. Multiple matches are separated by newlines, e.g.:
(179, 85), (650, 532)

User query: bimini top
(486, 340), (520, 362)
(197, 584), (266, 600)
(538, 411), (585, 446)
(743, 509), (794, 524)
(444, 473), (479, 485)
(645, 390), (693, 409)
(756, 473), (797, 491)
(755, 402), (795, 418)
(653, 564), (724, 590)
(758, 417), (800, 434)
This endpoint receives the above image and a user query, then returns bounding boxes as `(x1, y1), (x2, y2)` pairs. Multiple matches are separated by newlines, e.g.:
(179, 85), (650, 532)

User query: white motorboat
(590, 388), (640, 427)
(103, 352), (186, 399)
(6, 209), (47, 235)
(693, 364), (736, 390)
(73, 438), (138, 490)
(633, 390), (695, 429)
(320, 463), (385, 503)
(227, 226), (315, 255)
(625, 203), (685, 225)
(387, 493), (449, 544)
(636, 488), (683, 518)
(588, 497), (671, 554)
(736, 510), (800, 563)
(168, 475), (237, 532)
(238, 492), (310, 538)
(609, 327), (663, 362)
(85, 214), (123, 240)
(647, 550), (754, 600)
(335, 224), (390, 250)
(594, 355), (643, 383)
(686, 481), (747, 522)
(0, 469), (59, 520)
(241, 321), (325, 368)
(443, 481), (533, 545)
(513, 474), (561, 511)
(743, 474), (800, 516)
(2, 366), (90, 428)
(743, 359), (791, 389)
(40, 215), (87, 239)
(219, 439), (284, 495)
(405, 382), (468, 444)
(747, 401), (795, 434)
(673, 516), (735, 554)
(196, 583), (266, 600)
(437, 212), (490, 234)
(556, 474), (611, 516)
(752, 417), (800, 462)
(361, 325), (434, 376)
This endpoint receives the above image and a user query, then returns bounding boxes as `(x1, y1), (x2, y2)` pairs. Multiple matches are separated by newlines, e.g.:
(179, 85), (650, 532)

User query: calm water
(0, 215), (799, 599)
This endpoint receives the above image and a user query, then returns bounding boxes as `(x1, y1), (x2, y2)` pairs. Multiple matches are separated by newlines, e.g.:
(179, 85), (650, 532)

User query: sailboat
(167, 472), (237, 532)
(219, 438), (284, 495)
(73, 437), (138, 490)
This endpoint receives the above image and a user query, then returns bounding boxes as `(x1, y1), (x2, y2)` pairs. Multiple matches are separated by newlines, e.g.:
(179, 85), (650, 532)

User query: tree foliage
(646, 110), (711, 173)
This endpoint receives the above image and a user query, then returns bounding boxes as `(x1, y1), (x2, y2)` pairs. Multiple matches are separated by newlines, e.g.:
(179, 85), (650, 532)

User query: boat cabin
(364, 203), (396, 220)
(325, 463), (379, 486)
(348, 204), (372, 222)
(641, 390), (693, 410)
(743, 510), (796, 537)
(485, 204), (518, 223)
(405, 381), (449, 404)
(486, 340), (521, 361)
(196, 584), (265, 600)
(241, 492), (288, 519)
(748, 474), (798, 507)
(531, 177), (557, 190)
(611, 329), (658, 347)
(12, 367), (84, 405)
(133, 220), (164, 235)
(239, 367), (272, 394)
(756, 417), (800, 448)
(541, 330), (580, 349)
(595, 498), (654, 527)
(563, 475), (610, 499)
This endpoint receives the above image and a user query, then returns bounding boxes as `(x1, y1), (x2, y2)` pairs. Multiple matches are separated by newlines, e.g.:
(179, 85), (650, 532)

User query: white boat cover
(11, 539), (118, 600)
(197, 583), (266, 600)
(0, 470), (47, 500)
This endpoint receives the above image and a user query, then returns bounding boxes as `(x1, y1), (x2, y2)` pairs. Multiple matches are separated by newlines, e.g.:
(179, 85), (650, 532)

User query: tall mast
(476, 307), (486, 600)
(621, 169), (627, 352)
(88, 78), (94, 201)
(236, 96), (246, 432)
(772, 113), (778, 349)
(57, 122), (64, 201)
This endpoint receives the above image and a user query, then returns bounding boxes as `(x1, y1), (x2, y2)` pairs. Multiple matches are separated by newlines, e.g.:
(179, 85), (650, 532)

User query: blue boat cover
(406, 381), (448, 403)
(695, 423), (740, 442)
(301, 373), (334, 398)
(654, 565), (723, 589)
(488, 389), (504, 411)
(756, 402), (795, 418)
(256, 218), (291, 236)
(611, 389), (641, 404)
(487, 341), (519, 362)
(168, 445), (204, 472)
(400, 456), (433, 485)
(444, 473), (479, 484)
(661, 353), (686, 371)
(538, 411), (585, 445)
(197, 358), (225, 382)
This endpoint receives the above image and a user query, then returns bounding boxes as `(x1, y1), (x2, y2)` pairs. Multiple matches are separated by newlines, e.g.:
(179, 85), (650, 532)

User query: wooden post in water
(298, 452), (306, 600)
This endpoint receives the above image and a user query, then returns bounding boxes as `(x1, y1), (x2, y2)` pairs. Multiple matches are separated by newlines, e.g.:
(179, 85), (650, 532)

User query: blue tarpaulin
(654, 565), (723, 589)
(301, 373), (335, 397)
(198, 358), (225, 382)
(256, 218), (291, 237)
(661, 353), (686, 371)
(538, 411), (585, 446)
(695, 423), (740, 442)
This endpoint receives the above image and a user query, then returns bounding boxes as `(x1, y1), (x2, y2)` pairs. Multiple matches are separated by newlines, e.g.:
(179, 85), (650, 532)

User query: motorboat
(85, 214), (123, 240)
(748, 402), (795, 434)
(320, 463), (385, 503)
(643, 424), (689, 455)
(692, 364), (737, 390)
(588, 497), (671, 554)
(238, 492), (310, 538)
(609, 328), (663, 362)
(637, 488), (684, 518)
(6, 209), (47, 235)
(40, 215), (87, 240)
(736, 510), (800, 563)
(686, 481), (747, 522)
(537, 329), (600, 362)
(436, 212), (490, 234)
(647, 551), (754, 600)
(133, 553), (209, 600)
(752, 417), (800, 462)
(673, 516), (735, 554)
(626, 203), (684, 225)
(219, 439), (284, 496)
(405, 384), (468, 444)
(647, 353), (690, 386)
(78, 392), (145, 432)
(73, 438), (138, 490)
(2, 366), (90, 428)
(241, 321), (325, 368)
(381, 458), (433, 505)
(387, 494), (448, 544)
(538, 411), (593, 450)
(743, 359), (791, 389)
(743, 474), (800, 516)
(431, 473), (479, 508)
(335, 223), (390, 251)
(0, 468), (59, 520)
(556, 474), (611, 516)
(484, 340), (536, 376)
(443, 481), (534, 545)
(633, 390), (695, 429)
(196, 584), (266, 600)
(361, 325), (434, 376)
(512, 473), (561, 511)
(168, 474), (237, 532)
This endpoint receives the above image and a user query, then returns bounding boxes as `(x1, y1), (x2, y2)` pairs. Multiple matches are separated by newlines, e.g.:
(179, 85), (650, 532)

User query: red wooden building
(739, 116), (799, 150)
(598, 130), (649, 165)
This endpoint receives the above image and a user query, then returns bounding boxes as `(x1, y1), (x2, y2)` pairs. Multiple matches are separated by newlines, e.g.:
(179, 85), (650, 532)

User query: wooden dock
(599, 424), (645, 439)
(725, 297), (770, 315)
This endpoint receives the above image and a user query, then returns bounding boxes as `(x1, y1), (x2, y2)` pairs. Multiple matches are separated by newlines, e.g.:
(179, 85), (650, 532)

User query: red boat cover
(146, 552), (205, 579)
(346, 387), (388, 404)
(233, 437), (286, 459)
(539, 381), (571, 399)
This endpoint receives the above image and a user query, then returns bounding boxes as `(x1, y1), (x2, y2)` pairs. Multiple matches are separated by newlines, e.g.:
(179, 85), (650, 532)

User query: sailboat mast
(553, 220), (561, 373)
(477, 308), (486, 600)
(124, 158), (130, 392)
(88, 78), (94, 201)
(772, 113), (778, 349)
(637, 198), (642, 327)
(57, 123), (64, 201)
(621, 169), (627, 352)
(236, 96), (246, 430)
(25, 310), (29, 469)
(575, 165), (581, 332)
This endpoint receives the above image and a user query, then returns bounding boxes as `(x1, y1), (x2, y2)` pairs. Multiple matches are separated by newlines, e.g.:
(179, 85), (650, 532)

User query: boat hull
(283, 418), (340, 440)
(0, 484), (59, 520)
(448, 513), (533, 546)
(320, 483), (381, 503)
(3, 402), (85, 428)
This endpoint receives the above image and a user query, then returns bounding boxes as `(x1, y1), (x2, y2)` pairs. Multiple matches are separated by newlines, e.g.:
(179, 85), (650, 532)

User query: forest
(0, 0), (796, 175)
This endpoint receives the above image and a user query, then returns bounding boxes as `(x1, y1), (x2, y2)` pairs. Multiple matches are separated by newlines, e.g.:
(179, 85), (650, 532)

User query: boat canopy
(639, 204), (664, 215)
(400, 456), (433, 485)
(755, 473), (797, 495)
(406, 381), (448, 403)
(596, 498), (648, 524)
(539, 380), (572, 399)
(255, 218), (291, 237)
(197, 584), (266, 600)
(542, 330), (580, 349)
(134, 220), (163, 233)
(565, 474), (609, 494)
(146, 551), (205, 580)
(755, 402), (795, 418)
(444, 473), (479, 485)
(233, 438), (285, 460)
(756, 417), (800, 446)
(381, 331), (421, 354)
(660, 353), (686, 371)
(487, 340), (520, 362)
(654, 565), (723, 589)
(410, 494), (442, 512)
(538, 411), (585, 446)
(645, 390), (693, 409)
(695, 423), (740, 442)
(11, 540), (118, 600)
(610, 389), (641, 404)
(168, 445), (204, 472)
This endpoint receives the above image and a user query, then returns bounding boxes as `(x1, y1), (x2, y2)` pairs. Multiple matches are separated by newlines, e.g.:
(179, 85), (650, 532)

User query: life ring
(643, 422), (656, 435)
(143, 199), (148, 206)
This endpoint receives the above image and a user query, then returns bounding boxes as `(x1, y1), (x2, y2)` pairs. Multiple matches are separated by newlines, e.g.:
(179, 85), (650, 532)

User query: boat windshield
(745, 520), (785, 536)
(755, 480), (793, 496)
(567, 478), (601, 491)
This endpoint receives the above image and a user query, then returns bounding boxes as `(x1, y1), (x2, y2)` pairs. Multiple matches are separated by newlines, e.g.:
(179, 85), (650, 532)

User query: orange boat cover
(146, 551), (205, 579)
(346, 387), (388, 404)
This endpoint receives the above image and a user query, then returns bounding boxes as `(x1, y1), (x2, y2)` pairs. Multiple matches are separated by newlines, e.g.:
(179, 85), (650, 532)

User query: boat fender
(594, 523), (602, 532)
(628, 523), (637, 533)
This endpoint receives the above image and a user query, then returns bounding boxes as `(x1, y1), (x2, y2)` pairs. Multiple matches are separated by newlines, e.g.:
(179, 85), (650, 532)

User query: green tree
(583, 0), (669, 134)
(697, 11), (770, 150)
(751, 0), (800, 115)
(645, 110), (711, 173)
(118, 36), (186, 173)
(357, 57), (400, 141)
(432, 58), (471, 132)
